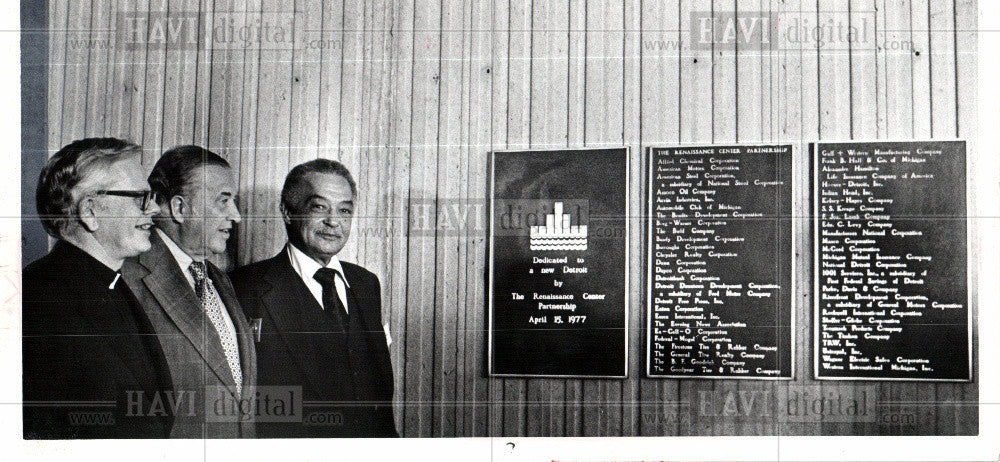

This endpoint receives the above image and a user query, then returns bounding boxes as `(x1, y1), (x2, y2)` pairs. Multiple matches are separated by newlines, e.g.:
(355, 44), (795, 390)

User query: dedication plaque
(646, 145), (793, 379)
(813, 141), (971, 381)
(488, 149), (628, 377)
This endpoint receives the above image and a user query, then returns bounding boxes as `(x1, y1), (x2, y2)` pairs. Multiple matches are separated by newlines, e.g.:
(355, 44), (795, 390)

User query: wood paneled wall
(43, 0), (978, 436)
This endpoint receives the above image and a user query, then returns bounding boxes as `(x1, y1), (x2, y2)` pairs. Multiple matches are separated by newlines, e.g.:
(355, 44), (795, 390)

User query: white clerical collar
(286, 242), (350, 288)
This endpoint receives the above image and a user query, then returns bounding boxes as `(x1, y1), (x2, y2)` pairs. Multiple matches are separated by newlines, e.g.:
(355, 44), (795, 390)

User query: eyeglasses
(92, 190), (159, 211)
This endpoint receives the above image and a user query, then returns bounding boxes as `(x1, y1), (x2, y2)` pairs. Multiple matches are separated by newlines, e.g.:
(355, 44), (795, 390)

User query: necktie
(313, 268), (349, 323)
(189, 261), (243, 395)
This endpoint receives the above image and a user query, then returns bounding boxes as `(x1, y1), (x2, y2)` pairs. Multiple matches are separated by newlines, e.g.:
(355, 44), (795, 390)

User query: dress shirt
(285, 243), (392, 346)
(287, 242), (350, 313)
(156, 228), (239, 345)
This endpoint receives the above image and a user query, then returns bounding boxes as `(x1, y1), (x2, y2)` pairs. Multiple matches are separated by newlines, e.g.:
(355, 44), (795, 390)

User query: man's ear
(77, 196), (100, 232)
(280, 201), (292, 226)
(169, 196), (187, 224)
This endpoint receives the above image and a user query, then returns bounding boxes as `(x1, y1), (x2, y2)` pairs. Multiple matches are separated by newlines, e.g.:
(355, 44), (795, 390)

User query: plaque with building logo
(812, 140), (971, 381)
(645, 145), (794, 379)
(488, 149), (628, 377)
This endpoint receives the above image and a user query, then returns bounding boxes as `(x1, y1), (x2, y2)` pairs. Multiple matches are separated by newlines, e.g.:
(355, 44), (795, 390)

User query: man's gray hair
(36, 137), (141, 238)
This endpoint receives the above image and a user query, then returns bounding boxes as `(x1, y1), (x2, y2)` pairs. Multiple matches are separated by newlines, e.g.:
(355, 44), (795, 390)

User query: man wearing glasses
(121, 145), (256, 438)
(23, 137), (174, 438)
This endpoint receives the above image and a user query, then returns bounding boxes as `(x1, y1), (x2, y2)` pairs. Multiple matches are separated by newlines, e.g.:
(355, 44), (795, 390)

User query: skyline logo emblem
(529, 202), (587, 251)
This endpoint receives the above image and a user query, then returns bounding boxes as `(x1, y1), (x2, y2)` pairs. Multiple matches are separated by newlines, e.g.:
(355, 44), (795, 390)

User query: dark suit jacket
(23, 241), (174, 438)
(230, 250), (397, 437)
(121, 231), (256, 438)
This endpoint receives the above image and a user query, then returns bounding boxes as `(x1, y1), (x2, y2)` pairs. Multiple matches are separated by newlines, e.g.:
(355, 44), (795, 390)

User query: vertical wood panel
(288, 0), (324, 165)
(159, 0), (199, 147)
(208, 0), (250, 270)
(122, 0), (150, 161)
(433, 0), (468, 437)
(247, 2), (294, 263)
(232, 4), (263, 263)
(356, 0), (393, 286)
(387, 0), (415, 435)
(928, 0), (957, 138)
(102, 1), (129, 139)
(404, 0), (442, 438)
(136, 1), (165, 166)
(315, 0), (345, 159)
(910, 0), (931, 138)
(60, 1), (93, 145)
(83, 1), (110, 136)
(336, 0), (366, 263)
(880, 0), (914, 145)
(206, 0), (242, 159)
(735, 0), (761, 143)
(759, 0), (774, 141)
(849, 0), (878, 137)
(463, 0), (493, 436)
(190, 0), (211, 145)
(46, 0), (67, 155)
(358, 0), (394, 335)
(196, 1), (235, 271)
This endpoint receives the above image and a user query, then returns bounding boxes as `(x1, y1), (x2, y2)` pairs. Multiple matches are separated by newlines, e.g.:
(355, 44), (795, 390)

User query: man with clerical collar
(121, 145), (256, 438)
(230, 159), (397, 437)
(23, 137), (174, 438)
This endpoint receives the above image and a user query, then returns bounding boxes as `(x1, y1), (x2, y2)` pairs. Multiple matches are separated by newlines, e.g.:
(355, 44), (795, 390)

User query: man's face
(284, 172), (354, 265)
(177, 164), (241, 259)
(88, 158), (159, 260)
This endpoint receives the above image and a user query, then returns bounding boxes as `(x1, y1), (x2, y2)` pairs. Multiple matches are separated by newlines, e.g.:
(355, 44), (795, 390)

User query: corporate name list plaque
(813, 141), (971, 381)
(488, 149), (628, 378)
(646, 145), (793, 379)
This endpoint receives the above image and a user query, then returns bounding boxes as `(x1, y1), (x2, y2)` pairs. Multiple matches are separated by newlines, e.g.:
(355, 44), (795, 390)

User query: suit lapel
(259, 254), (332, 394)
(138, 234), (236, 388)
(342, 265), (382, 332)
(341, 265), (392, 373)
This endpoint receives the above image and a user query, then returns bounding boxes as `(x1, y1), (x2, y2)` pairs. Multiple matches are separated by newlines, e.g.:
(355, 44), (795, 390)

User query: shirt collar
(157, 228), (195, 270)
(286, 242), (350, 288)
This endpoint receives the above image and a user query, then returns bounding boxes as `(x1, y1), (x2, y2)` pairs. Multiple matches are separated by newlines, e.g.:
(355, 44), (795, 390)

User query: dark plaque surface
(646, 145), (793, 379)
(488, 149), (628, 377)
(813, 140), (971, 381)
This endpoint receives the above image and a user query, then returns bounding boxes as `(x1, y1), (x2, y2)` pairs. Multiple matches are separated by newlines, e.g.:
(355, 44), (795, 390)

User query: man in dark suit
(23, 138), (174, 438)
(121, 145), (256, 438)
(230, 159), (397, 437)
